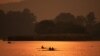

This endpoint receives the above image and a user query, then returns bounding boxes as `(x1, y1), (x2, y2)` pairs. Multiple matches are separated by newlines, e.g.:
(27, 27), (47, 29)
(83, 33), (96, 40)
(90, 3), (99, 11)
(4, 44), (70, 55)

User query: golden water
(0, 40), (100, 56)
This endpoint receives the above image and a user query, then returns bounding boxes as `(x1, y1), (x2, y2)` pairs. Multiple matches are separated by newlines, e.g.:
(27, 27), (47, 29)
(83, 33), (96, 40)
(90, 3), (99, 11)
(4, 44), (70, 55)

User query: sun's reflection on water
(0, 41), (100, 56)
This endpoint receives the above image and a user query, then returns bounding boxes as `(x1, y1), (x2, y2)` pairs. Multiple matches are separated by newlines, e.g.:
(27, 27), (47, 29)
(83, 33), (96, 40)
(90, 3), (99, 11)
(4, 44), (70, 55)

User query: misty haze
(0, 0), (100, 56)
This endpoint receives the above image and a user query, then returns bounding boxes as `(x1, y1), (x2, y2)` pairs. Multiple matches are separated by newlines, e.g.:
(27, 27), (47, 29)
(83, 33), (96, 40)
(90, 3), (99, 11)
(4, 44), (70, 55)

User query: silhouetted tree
(91, 23), (100, 35)
(54, 12), (85, 33)
(0, 10), (5, 17)
(22, 8), (36, 22)
(86, 12), (96, 33)
(0, 10), (5, 36)
(35, 20), (55, 34)
(1, 9), (100, 41)
(86, 12), (96, 25)
(19, 8), (36, 36)
(76, 16), (87, 27)
(4, 8), (36, 36)
(5, 11), (19, 36)
(55, 12), (75, 24)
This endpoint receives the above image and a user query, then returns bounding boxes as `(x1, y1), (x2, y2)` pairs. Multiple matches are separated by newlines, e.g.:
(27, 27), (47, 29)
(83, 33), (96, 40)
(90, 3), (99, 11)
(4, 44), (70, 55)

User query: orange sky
(0, 0), (100, 21)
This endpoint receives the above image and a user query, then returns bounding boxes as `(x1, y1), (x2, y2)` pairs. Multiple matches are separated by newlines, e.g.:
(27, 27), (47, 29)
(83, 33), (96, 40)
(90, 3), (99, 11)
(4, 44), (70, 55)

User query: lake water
(0, 40), (100, 56)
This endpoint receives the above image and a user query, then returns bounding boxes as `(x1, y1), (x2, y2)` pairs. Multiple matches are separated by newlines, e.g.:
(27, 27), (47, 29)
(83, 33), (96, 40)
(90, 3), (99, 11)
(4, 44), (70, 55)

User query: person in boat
(8, 41), (11, 44)
(51, 47), (55, 50)
(48, 47), (55, 51)
(41, 45), (45, 49)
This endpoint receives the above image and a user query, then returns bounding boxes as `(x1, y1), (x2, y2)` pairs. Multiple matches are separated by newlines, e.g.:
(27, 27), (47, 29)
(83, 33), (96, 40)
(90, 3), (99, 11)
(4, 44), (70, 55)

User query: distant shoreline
(1, 34), (100, 41)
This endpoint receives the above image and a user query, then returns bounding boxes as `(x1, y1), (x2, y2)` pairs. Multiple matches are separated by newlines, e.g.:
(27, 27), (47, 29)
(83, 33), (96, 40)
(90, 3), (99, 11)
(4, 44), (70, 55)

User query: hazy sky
(0, 0), (23, 4)
(0, 0), (100, 21)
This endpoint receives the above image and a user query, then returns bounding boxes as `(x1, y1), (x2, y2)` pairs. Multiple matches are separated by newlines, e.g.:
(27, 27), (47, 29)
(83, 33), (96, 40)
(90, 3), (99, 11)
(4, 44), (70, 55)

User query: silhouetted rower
(8, 41), (11, 44)
(48, 47), (55, 51)
(41, 46), (45, 49)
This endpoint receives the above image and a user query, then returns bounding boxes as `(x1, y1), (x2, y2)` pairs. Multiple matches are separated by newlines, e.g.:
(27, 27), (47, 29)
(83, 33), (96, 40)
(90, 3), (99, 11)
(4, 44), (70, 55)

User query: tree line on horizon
(0, 8), (100, 37)
(0, 9), (36, 36)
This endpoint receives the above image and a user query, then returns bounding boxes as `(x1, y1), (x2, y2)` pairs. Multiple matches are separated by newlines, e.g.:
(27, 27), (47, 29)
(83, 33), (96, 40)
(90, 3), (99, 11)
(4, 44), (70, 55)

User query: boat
(8, 41), (11, 44)
(40, 46), (56, 51)
(48, 47), (55, 51)
(41, 46), (46, 49)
